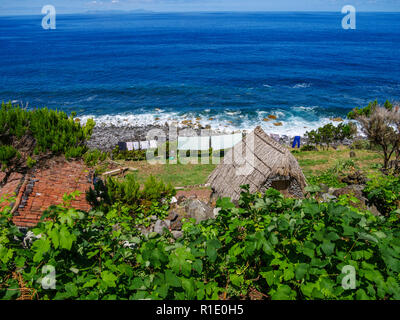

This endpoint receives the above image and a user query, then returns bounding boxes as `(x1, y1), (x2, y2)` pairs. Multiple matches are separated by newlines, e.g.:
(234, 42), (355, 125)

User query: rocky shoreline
(85, 123), (321, 152)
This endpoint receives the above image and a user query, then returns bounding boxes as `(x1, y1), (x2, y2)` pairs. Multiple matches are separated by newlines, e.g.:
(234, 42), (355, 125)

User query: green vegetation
(347, 100), (393, 120)
(364, 175), (400, 216)
(305, 159), (359, 188)
(86, 174), (175, 215)
(0, 145), (20, 167)
(1, 102), (399, 300)
(351, 139), (371, 150)
(26, 156), (37, 169)
(1, 181), (400, 300)
(112, 146), (147, 162)
(305, 123), (357, 150)
(83, 149), (109, 167)
(0, 102), (95, 166)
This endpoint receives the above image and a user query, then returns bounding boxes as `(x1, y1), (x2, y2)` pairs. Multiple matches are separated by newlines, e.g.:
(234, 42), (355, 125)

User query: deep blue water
(0, 12), (399, 134)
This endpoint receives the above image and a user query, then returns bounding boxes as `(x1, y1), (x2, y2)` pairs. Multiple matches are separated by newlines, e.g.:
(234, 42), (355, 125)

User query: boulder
(213, 207), (221, 217)
(171, 231), (183, 239)
(171, 219), (182, 231)
(167, 210), (179, 222)
(185, 199), (214, 223)
(154, 219), (170, 235)
(321, 193), (337, 202)
(340, 171), (367, 185)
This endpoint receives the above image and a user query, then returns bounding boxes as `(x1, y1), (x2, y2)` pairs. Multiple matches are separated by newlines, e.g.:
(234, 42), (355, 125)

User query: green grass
(298, 159), (328, 167)
(107, 146), (384, 188)
(128, 161), (216, 187)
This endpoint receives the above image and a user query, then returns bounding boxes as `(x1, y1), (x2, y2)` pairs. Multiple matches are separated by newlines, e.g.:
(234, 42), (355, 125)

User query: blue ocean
(0, 12), (399, 135)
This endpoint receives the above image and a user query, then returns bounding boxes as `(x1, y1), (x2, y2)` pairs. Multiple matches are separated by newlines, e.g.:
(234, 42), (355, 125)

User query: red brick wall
(1, 160), (93, 228)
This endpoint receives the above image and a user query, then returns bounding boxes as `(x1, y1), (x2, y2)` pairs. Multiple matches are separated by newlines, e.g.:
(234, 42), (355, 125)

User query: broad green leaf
(321, 240), (335, 256)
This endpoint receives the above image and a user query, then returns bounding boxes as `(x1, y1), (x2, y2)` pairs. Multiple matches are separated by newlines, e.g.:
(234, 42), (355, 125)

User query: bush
(364, 174), (400, 216)
(300, 145), (318, 152)
(26, 156), (37, 168)
(83, 149), (108, 167)
(347, 100), (393, 120)
(112, 146), (147, 161)
(86, 174), (176, 215)
(0, 102), (95, 160)
(307, 171), (346, 188)
(351, 139), (370, 150)
(0, 145), (19, 166)
(305, 122), (357, 150)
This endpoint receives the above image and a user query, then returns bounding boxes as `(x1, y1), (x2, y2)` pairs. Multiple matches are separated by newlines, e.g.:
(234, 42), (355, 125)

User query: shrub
(305, 122), (357, 150)
(348, 99), (393, 120)
(26, 156), (37, 168)
(86, 174), (176, 214)
(355, 106), (400, 171)
(307, 171), (346, 188)
(300, 145), (318, 152)
(83, 149), (108, 167)
(331, 159), (358, 174)
(0, 102), (95, 160)
(112, 146), (147, 161)
(0, 145), (20, 166)
(364, 174), (400, 216)
(351, 139), (370, 150)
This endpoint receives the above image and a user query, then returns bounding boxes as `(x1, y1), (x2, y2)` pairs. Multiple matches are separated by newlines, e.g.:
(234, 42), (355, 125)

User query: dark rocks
(340, 171), (367, 185)
(167, 210), (179, 222)
(177, 195), (186, 205)
(171, 220), (182, 231)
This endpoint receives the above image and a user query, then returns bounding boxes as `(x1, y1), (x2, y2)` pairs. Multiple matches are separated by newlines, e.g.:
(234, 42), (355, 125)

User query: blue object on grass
(292, 136), (301, 148)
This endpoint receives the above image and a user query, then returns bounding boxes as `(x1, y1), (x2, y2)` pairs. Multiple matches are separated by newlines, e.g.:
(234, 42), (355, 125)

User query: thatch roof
(207, 126), (307, 200)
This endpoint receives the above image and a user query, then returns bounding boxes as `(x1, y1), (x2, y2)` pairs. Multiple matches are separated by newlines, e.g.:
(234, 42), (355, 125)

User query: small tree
(305, 122), (356, 150)
(356, 106), (400, 171)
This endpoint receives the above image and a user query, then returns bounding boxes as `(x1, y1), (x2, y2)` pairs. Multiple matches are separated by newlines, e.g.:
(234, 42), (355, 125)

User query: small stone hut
(207, 126), (307, 201)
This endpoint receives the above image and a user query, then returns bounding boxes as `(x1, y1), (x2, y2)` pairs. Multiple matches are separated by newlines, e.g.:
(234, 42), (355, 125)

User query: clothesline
(117, 133), (297, 151)
(118, 140), (158, 151)
(117, 133), (244, 151)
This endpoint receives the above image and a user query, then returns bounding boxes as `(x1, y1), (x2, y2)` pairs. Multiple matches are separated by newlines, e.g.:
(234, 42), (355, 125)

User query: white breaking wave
(79, 109), (350, 137)
(292, 83), (312, 89)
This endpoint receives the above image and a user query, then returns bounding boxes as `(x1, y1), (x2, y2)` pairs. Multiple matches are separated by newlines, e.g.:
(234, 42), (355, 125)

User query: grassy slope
(294, 146), (382, 177)
(108, 146), (383, 188)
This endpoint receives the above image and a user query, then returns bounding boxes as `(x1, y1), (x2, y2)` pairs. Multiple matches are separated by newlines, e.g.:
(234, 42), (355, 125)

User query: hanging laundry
(118, 142), (127, 151)
(126, 142), (134, 151)
(292, 136), (301, 148)
(140, 141), (150, 150)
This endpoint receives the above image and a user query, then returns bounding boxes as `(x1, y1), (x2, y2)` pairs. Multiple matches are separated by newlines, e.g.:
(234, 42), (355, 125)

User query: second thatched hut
(207, 126), (306, 201)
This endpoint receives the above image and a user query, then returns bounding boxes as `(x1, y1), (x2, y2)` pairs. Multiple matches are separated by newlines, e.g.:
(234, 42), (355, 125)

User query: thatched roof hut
(207, 126), (306, 201)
